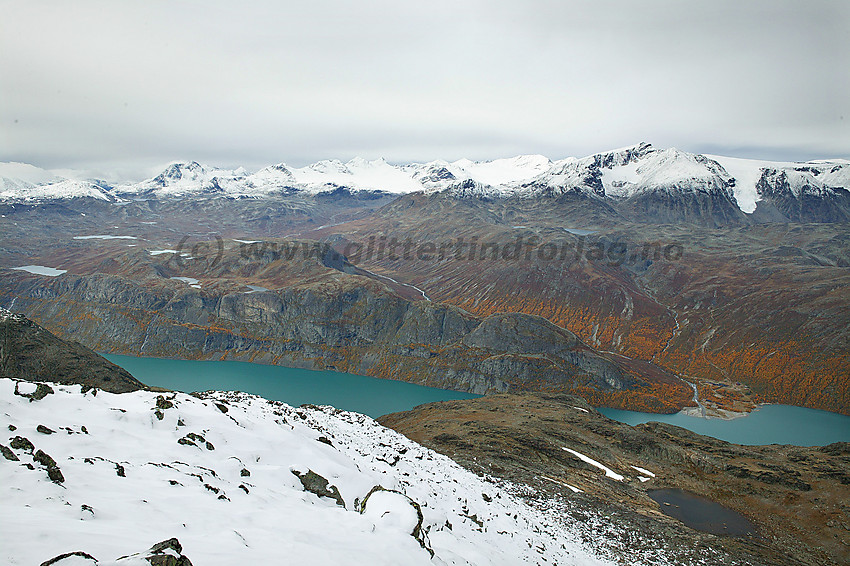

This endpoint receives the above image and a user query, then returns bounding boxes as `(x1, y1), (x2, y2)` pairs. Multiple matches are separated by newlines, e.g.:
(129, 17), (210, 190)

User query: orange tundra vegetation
(659, 343), (850, 415)
(438, 292), (672, 359)
(428, 286), (849, 416)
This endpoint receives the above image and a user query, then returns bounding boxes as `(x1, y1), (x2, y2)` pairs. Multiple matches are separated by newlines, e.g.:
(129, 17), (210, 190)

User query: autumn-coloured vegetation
(3, 210), (848, 416)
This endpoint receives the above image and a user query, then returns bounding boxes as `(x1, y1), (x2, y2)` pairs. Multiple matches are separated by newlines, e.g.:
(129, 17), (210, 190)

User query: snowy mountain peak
(449, 154), (553, 187)
(708, 155), (850, 213)
(266, 163), (293, 174)
(308, 159), (351, 175)
(347, 156), (389, 168)
(154, 161), (207, 185)
(0, 162), (59, 186)
(232, 164), (298, 195)
(590, 142), (655, 168)
(115, 161), (240, 197)
(0, 178), (118, 202)
(412, 162), (457, 186)
(291, 157), (422, 194)
(0, 162), (62, 200)
(758, 168), (832, 198)
(536, 144), (735, 200)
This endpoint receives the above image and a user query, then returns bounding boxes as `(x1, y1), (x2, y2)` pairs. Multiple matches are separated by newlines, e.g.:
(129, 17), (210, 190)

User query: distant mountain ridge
(2, 144), (849, 223)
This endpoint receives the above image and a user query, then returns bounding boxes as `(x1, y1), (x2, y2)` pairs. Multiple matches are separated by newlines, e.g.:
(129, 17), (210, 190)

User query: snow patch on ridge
(11, 265), (67, 277)
(562, 448), (624, 481)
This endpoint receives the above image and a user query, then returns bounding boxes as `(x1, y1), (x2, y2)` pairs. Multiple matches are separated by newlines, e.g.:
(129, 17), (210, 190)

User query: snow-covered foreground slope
(0, 378), (613, 566)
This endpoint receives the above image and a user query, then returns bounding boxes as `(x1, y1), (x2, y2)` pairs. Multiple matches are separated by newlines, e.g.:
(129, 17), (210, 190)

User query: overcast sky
(1, 0), (848, 179)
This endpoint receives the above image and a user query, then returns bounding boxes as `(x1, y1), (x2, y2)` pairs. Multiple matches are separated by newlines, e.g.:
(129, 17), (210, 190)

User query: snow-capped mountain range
(2, 144), (848, 217)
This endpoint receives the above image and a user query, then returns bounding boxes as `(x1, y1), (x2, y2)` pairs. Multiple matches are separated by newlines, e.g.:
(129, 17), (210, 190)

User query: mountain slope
(521, 144), (746, 226)
(0, 377), (613, 565)
(751, 168), (850, 222)
(381, 393), (850, 566)
(709, 154), (850, 218)
(0, 240), (689, 408)
(0, 308), (145, 393)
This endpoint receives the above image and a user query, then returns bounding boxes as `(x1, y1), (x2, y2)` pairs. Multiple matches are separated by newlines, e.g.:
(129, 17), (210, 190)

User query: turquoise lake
(104, 354), (849, 445)
(104, 354), (478, 419)
(599, 405), (850, 446)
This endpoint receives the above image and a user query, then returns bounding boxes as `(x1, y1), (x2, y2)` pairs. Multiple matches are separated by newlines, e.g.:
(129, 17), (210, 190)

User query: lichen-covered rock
(33, 449), (57, 468)
(10, 435), (34, 452)
(14, 381), (54, 402)
(36, 424), (55, 435)
(177, 432), (209, 448)
(139, 538), (193, 566)
(291, 468), (345, 507)
(359, 485), (429, 554)
(46, 465), (64, 483)
(33, 449), (64, 483)
(1, 443), (19, 461)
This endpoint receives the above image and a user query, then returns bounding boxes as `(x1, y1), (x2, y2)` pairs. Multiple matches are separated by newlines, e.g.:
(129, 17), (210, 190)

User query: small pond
(647, 488), (759, 537)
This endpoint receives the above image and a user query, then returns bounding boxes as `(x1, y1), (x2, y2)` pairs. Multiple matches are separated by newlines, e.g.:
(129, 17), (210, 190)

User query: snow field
(0, 378), (613, 565)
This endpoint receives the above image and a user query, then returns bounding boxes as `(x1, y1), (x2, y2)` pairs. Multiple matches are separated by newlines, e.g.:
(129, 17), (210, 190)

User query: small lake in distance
(104, 354), (478, 419)
(599, 405), (850, 446)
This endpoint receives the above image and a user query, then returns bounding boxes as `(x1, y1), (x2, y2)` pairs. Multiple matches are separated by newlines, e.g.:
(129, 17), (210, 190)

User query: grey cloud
(1, 0), (847, 179)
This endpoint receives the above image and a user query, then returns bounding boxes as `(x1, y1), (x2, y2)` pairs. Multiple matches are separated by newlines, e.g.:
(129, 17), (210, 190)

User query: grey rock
(10, 436), (34, 452)
(14, 381), (54, 402)
(33, 449), (64, 483)
(292, 468), (345, 507)
(359, 485), (430, 555)
(0, 444), (19, 461)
